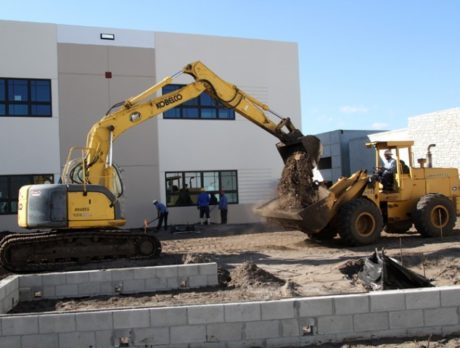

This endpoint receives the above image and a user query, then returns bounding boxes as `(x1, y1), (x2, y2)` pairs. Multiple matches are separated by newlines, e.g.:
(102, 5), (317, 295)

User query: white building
(0, 20), (302, 231)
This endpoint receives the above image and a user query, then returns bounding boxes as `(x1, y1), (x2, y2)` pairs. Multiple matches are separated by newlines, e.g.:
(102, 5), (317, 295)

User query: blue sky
(2, 0), (459, 134)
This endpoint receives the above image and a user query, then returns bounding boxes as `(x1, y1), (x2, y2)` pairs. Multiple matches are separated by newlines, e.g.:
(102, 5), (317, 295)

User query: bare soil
(7, 221), (460, 347)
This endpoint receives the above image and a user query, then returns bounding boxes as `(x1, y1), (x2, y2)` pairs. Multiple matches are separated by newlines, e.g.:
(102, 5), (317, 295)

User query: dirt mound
(182, 253), (211, 264)
(338, 258), (365, 279)
(230, 261), (285, 288)
(277, 151), (316, 209)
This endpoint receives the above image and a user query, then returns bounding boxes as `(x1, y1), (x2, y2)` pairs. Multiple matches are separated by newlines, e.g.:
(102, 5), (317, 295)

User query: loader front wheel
(414, 194), (456, 237)
(338, 198), (383, 246)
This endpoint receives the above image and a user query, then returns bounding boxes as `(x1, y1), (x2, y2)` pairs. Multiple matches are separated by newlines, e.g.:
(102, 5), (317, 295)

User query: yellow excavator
(0, 61), (321, 273)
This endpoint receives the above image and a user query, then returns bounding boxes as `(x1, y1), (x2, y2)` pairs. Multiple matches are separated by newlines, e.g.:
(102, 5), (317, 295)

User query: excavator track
(0, 230), (161, 273)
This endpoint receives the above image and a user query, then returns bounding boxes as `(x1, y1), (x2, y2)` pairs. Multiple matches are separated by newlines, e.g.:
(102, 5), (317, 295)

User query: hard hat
(384, 150), (392, 156)
(152, 200), (158, 204)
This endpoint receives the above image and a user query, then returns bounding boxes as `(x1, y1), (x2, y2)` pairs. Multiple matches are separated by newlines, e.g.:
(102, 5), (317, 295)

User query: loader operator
(378, 149), (397, 191)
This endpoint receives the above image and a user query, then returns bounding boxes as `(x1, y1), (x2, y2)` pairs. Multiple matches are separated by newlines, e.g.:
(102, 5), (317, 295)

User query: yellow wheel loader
(258, 140), (460, 245)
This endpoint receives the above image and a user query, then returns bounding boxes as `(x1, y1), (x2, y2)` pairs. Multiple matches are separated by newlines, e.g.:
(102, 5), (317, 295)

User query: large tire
(337, 198), (383, 246)
(384, 221), (413, 234)
(414, 194), (456, 237)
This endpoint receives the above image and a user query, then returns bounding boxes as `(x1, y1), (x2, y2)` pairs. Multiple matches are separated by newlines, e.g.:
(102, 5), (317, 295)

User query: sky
(1, 0), (459, 135)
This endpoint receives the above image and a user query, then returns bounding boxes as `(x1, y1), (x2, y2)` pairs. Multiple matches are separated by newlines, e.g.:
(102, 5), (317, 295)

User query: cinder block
(0, 282), (6, 299)
(99, 281), (116, 295)
(19, 274), (42, 287)
(39, 313), (76, 333)
(424, 307), (459, 327)
(370, 291), (405, 312)
(335, 294), (369, 314)
(113, 308), (150, 329)
(167, 277), (179, 289)
(317, 315), (353, 334)
(65, 271), (90, 284)
(267, 336), (302, 348)
(132, 327), (169, 345)
(199, 263), (217, 276)
(224, 303), (261, 322)
(88, 270), (112, 282)
(58, 332), (96, 348)
(207, 275), (219, 286)
(43, 286), (56, 298)
(442, 324), (460, 336)
(406, 326), (443, 337)
(145, 277), (168, 291)
(55, 284), (78, 298)
(298, 297), (333, 317)
(5, 276), (19, 295)
(440, 287), (460, 307)
(261, 300), (296, 320)
(227, 339), (265, 348)
(19, 287), (33, 302)
(177, 264), (199, 277)
(76, 311), (113, 331)
(77, 282), (99, 296)
(111, 269), (135, 281)
(245, 320), (280, 339)
(188, 304), (224, 324)
(21, 333), (59, 348)
(170, 325), (206, 344)
(1, 315), (38, 335)
(190, 342), (226, 348)
(133, 267), (157, 280)
(353, 312), (389, 332)
(189, 275), (208, 288)
(156, 265), (179, 278)
(95, 330), (113, 348)
(405, 288), (440, 309)
(42, 273), (67, 286)
(206, 322), (243, 342)
(0, 336), (20, 348)
(389, 309), (424, 329)
(281, 318), (300, 336)
(150, 307), (187, 327)
(121, 279), (145, 294)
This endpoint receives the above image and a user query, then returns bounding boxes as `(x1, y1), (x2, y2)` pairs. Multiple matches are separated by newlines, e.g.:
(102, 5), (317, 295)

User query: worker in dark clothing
(218, 190), (228, 224)
(197, 188), (210, 225)
(153, 200), (168, 231)
(176, 184), (193, 206)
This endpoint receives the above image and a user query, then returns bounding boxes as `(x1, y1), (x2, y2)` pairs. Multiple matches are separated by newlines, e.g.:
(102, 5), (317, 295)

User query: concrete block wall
(0, 285), (459, 347)
(3, 263), (217, 307)
(0, 276), (19, 314)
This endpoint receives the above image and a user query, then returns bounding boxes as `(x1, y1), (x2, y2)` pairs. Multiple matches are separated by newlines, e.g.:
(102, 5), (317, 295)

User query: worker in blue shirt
(197, 188), (210, 225)
(153, 200), (168, 231)
(218, 190), (228, 224)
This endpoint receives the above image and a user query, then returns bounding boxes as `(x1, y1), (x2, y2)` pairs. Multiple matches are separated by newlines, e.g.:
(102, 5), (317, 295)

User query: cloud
(339, 105), (369, 114)
(371, 122), (388, 130)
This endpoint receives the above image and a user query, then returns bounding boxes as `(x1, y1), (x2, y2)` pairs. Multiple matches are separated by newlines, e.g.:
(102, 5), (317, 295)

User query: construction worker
(378, 149), (397, 191)
(197, 188), (210, 225)
(153, 200), (168, 231)
(218, 190), (228, 224)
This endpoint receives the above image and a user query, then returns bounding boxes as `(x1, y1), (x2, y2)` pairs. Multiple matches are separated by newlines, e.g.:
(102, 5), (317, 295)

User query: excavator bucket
(276, 135), (322, 164)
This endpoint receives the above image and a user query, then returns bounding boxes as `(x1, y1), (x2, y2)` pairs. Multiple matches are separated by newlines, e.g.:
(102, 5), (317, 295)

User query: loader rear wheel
(338, 198), (383, 246)
(414, 194), (456, 237)
(384, 221), (413, 234)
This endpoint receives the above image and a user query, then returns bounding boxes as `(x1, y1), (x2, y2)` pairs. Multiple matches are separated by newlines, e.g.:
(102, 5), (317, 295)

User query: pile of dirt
(277, 151), (316, 209)
(182, 253), (210, 264)
(229, 261), (285, 288)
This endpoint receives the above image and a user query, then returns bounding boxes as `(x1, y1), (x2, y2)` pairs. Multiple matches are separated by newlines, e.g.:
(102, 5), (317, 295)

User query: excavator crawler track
(0, 230), (161, 273)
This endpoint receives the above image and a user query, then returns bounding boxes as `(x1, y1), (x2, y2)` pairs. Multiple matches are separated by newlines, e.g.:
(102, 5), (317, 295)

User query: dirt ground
(8, 221), (460, 347)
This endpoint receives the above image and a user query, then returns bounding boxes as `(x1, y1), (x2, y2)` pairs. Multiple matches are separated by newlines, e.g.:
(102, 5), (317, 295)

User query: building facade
(0, 20), (302, 231)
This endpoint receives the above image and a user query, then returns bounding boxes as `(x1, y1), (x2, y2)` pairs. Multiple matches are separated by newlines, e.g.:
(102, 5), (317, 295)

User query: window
(318, 157), (332, 170)
(162, 84), (235, 120)
(0, 78), (52, 117)
(165, 170), (238, 207)
(0, 174), (54, 215)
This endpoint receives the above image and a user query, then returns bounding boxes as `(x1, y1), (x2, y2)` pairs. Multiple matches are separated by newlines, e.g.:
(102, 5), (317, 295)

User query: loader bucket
(255, 185), (336, 234)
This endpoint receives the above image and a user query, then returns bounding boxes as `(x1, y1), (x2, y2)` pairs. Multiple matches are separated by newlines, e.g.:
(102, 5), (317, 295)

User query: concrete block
(353, 312), (389, 332)
(442, 324), (460, 336)
(227, 339), (265, 348)
(224, 302), (261, 322)
(335, 294), (369, 314)
(199, 263), (217, 275)
(121, 279), (145, 294)
(177, 264), (199, 277)
(42, 273), (67, 286)
(206, 322), (243, 342)
(267, 336), (302, 348)
(19, 274), (42, 287)
(65, 271), (90, 284)
(133, 327), (169, 345)
(39, 313), (76, 333)
(55, 284), (78, 298)
(43, 286), (56, 298)
(0, 336), (20, 348)
(113, 308), (150, 329)
(2, 315), (38, 335)
(281, 318), (300, 336)
(22, 333), (59, 348)
(111, 269), (135, 281)
(298, 297), (333, 317)
(156, 265), (179, 278)
(188, 304), (224, 324)
(207, 275), (219, 286)
(405, 288), (440, 309)
(167, 277), (180, 289)
(133, 267), (157, 280)
(424, 307), (459, 327)
(150, 307), (188, 327)
(145, 277), (168, 291)
(59, 332), (96, 348)
(317, 315), (353, 334)
(77, 282), (101, 296)
(407, 326), (443, 337)
(440, 287), (460, 307)
(95, 330), (113, 348)
(389, 309), (424, 329)
(0, 281), (6, 299)
(370, 291), (405, 312)
(190, 343), (226, 348)
(261, 300), (296, 320)
(170, 325), (206, 344)
(245, 320), (280, 339)
(99, 281), (116, 295)
(76, 311), (113, 331)
(19, 287), (33, 302)
(189, 275), (208, 288)
(88, 269), (112, 282)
